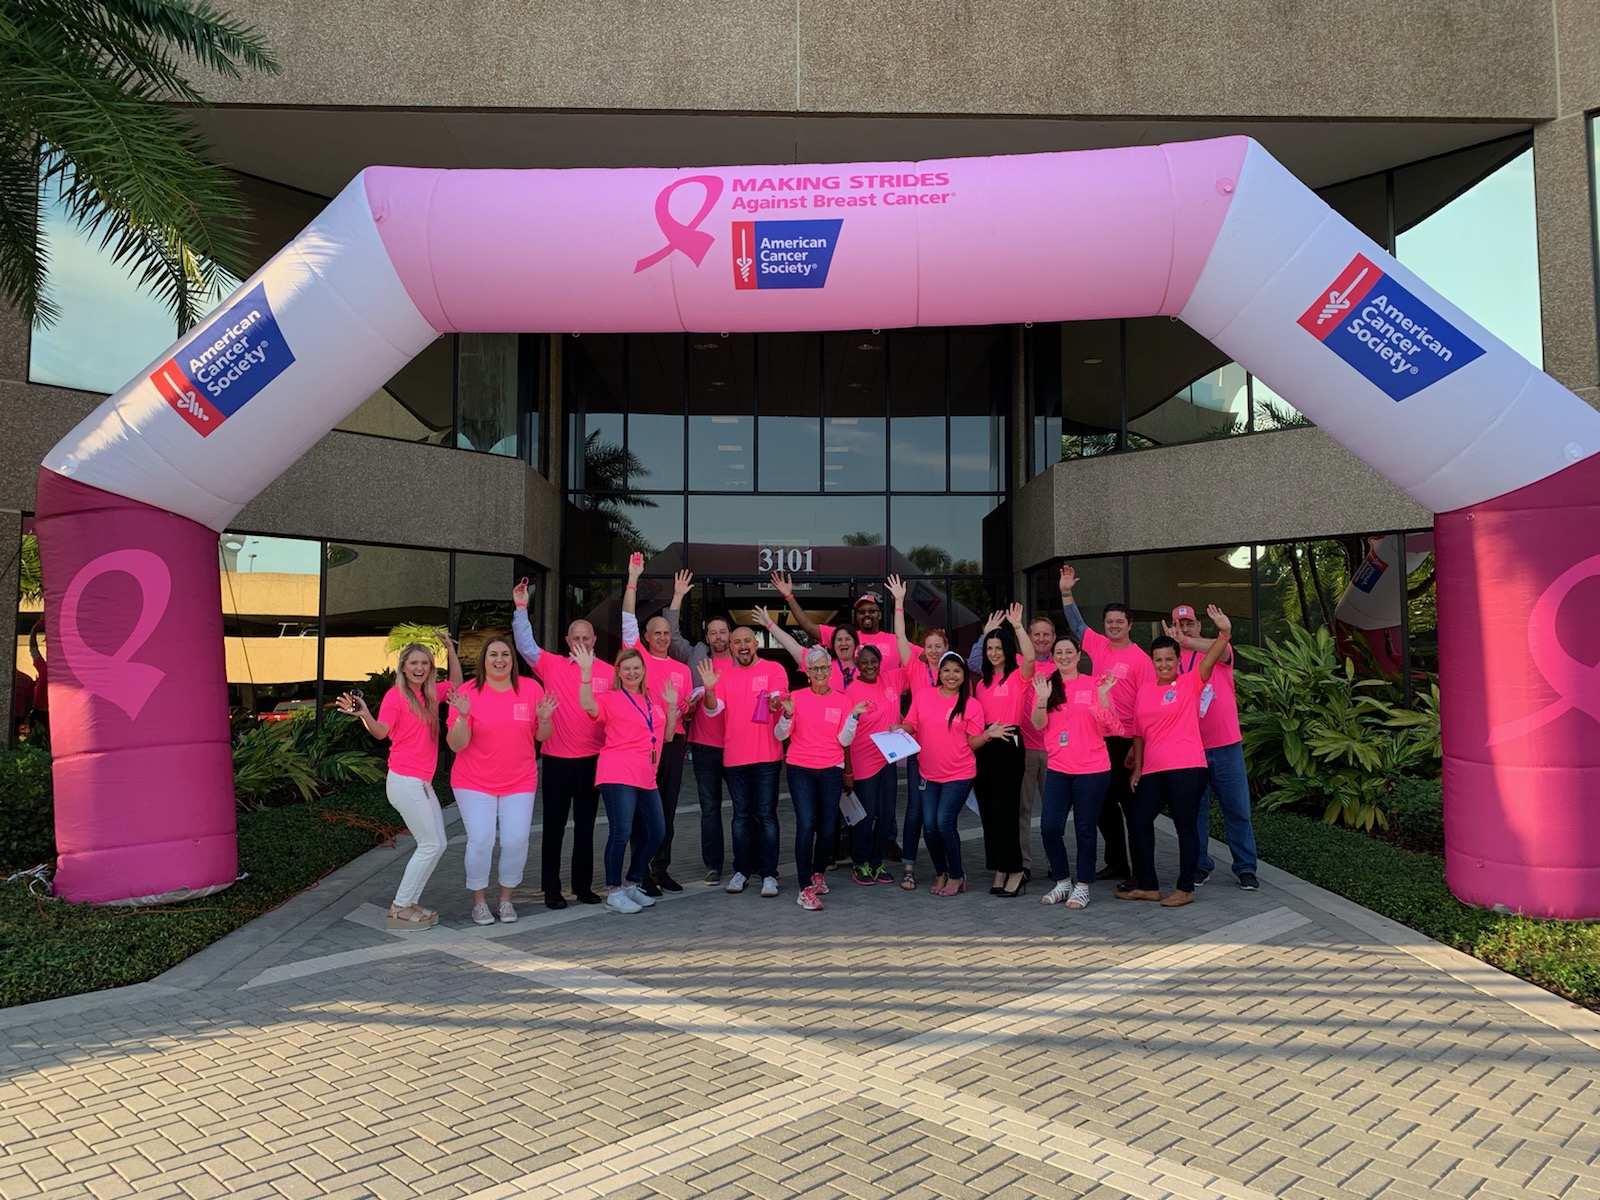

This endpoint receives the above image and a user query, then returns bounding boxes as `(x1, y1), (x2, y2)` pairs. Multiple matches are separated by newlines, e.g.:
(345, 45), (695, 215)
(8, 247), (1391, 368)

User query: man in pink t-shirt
(770, 573), (900, 660)
(1172, 604), (1259, 890)
(512, 582), (614, 909)
(1059, 564), (1153, 885)
(718, 626), (791, 894)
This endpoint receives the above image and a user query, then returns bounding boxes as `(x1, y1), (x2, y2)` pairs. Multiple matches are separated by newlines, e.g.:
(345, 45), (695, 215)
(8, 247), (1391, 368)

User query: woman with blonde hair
(446, 635), (558, 925)
(340, 631), (464, 929)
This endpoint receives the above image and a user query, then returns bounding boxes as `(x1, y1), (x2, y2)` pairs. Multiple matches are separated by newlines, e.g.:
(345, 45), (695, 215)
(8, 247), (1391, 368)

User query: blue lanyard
(622, 690), (655, 743)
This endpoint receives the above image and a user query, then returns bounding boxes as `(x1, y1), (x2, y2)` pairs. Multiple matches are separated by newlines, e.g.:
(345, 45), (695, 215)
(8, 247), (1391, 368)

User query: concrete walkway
(2, 803), (1599, 1200)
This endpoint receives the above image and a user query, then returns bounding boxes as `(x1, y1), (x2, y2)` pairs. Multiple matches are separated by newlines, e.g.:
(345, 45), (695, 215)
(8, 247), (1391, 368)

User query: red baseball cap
(1171, 604), (1197, 622)
(854, 593), (882, 608)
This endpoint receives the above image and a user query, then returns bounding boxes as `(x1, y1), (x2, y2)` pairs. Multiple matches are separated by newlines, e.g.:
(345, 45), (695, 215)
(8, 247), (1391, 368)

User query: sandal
(385, 905), (438, 930)
(1041, 881), (1073, 905)
(900, 867), (917, 891)
(1064, 883), (1091, 909)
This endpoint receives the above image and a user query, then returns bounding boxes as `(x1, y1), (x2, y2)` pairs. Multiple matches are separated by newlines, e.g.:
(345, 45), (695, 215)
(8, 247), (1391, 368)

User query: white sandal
(1040, 881), (1073, 905)
(1065, 883), (1092, 909)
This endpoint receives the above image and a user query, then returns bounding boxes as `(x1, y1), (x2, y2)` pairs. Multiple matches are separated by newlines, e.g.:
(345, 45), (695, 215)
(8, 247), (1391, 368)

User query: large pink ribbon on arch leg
(1487, 552), (1600, 747)
(58, 547), (171, 722)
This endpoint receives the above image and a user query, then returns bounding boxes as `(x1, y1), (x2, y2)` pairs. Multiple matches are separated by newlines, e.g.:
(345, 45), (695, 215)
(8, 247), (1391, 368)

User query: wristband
(625, 584), (637, 591)
(514, 602), (527, 609)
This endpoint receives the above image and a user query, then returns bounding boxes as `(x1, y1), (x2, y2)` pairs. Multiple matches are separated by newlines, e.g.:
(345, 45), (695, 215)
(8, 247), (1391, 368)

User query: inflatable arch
(34, 136), (1600, 916)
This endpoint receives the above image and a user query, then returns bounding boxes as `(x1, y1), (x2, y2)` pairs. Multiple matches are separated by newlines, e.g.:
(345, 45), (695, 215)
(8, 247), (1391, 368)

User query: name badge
(1058, 730), (1069, 747)
(1162, 689), (1178, 705)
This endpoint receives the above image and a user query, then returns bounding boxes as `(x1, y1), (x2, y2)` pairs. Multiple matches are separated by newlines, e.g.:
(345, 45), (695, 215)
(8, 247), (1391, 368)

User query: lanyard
(622, 690), (658, 764)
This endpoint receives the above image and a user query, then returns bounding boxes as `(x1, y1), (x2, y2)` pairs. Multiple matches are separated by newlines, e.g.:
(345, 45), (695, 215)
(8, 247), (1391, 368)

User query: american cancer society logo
(150, 283), (295, 436)
(1297, 254), (1484, 402)
(731, 219), (843, 290)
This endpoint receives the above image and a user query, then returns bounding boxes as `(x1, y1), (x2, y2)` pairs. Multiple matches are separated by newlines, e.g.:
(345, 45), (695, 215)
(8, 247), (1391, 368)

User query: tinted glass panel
(628, 333), (685, 490)
(758, 333), (821, 491)
(455, 333), (520, 456)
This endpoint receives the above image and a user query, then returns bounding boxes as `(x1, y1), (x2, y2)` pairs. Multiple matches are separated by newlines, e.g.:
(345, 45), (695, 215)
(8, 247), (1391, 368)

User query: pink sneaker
(810, 872), (830, 896)
(797, 885), (824, 911)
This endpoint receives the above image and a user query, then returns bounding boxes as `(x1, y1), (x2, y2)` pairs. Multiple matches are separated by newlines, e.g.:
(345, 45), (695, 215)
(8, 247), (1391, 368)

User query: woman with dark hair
(1119, 605), (1234, 908)
(974, 605), (1036, 897)
(1032, 636), (1120, 910)
(339, 632), (464, 929)
(892, 590), (950, 889)
(446, 635), (558, 925)
(575, 644), (684, 915)
(839, 641), (905, 886)
(895, 651), (1010, 896)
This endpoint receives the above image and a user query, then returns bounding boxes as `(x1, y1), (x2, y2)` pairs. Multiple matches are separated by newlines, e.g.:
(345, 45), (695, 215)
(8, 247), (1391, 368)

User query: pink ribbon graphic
(1487, 552), (1600, 746)
(59, 548), (172, 722)
(634, 175), (724, 273)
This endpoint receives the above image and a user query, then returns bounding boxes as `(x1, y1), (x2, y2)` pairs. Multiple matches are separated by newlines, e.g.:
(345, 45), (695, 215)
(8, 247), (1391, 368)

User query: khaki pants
(1020, 747), (1048, 871)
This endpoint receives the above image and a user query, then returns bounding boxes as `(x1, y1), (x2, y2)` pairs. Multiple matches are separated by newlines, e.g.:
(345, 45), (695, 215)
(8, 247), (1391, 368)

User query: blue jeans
(726, 760), (781, 879)
(599, 783), (664, 889)
(921, 777), (975, 881)
(1040, 769), (1111, 884)
(850, 764), (895, 868)
(883, 762), (900, 846)
(901, 756), (926, 865)
(788, 763), (842, 884)
(692, 744), (727, 875)
(1195, 742), (1258, 876)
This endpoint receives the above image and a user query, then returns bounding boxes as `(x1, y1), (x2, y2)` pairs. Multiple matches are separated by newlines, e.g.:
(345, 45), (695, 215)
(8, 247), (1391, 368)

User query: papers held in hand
(869, 730), (921, 763)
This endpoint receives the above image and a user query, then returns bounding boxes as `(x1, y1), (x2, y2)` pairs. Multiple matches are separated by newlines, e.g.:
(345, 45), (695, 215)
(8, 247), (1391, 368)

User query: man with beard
(769, 573), (899, 660)
(718, 625), (790, 897)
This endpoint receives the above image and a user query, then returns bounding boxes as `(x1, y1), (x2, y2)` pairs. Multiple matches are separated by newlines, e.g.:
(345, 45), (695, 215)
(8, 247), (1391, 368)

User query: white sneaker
(725, 872), (748, 894)
(497, 901), (518, 923)
(471, 902), (495, 926)
(760, 876), (779, 898)
(810, 872), (829, 896)
(624, 884), (657, 908)
(606, 890), (642, 914)
(797, 885), (823, 911)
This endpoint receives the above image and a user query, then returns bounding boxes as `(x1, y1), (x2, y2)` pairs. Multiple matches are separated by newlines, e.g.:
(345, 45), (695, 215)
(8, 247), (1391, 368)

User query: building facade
(7, 1), (1600, 729)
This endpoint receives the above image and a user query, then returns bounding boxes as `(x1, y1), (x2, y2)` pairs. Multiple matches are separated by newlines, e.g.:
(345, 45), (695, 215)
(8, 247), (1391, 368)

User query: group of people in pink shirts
(340, 555), (1258, 925)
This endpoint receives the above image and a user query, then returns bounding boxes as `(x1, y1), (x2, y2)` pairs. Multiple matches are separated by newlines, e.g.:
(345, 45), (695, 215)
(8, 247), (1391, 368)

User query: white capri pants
(385, 772), (449, 908)
(454, 789), (536, 891)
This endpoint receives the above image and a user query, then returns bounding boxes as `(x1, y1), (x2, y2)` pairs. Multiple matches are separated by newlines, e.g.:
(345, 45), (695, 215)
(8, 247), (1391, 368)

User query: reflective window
(825, 333), (887, 492)
(687, 495), (887, 574)
(890, 495), (998, 572)
(1256, 539), (1352, 646)
(219, 533), (322, 719)
(630, 334), (686, 490)
(566, 334), (626, 488)
(566, 494), (684, 577)
(1127, 546), (1256, 649)
(886, 329), (944, 490)
(1126, 317), (1243, 447)
(688, 335), (754, 491)
(455, 333), (522, 457)
(323, 542), (450, 696)
(949, 329), (1007, 491)
(758, 333), (820, 491)
(338, 337), (454, 445)
(452, 552), (522, 671)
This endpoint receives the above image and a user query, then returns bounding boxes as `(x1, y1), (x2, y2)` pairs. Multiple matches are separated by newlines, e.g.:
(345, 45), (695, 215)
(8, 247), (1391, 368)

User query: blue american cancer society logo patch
(1297, 254), (1485, 401)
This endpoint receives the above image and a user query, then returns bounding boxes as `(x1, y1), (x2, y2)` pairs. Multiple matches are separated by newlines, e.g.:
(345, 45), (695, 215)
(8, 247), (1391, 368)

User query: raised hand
(1207, 604), (1232, 635)
(448, 691), (471, 715)
(885, 574), (907, 604)
(435, 626), (456, 651)
(851, 700), (874, 717)
(1058, 564), (1078, 596)
(512, 577), (531, 607)
(779, 694), (795, 717)
(536, 694), (559, 721)
(1005, 602), (1025, 627)
(1161, 619), (1178, 641)
(672, 570), (693, 602)
(571, 645), (596, 676)
(769, 571), (794, 599)
(984, 610), (1005, 634)
(1033, 674), (1052, 701)
(663, 681), (680, 711)
(1098, 671), (1117, 697)
(695, 659), (721, 691)
(627, 551), (645, 582)
(336, 691), (369, 717)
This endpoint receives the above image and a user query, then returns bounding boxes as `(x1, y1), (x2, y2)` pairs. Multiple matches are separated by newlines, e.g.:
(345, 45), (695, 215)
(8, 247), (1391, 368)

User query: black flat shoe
(544, 894), (568, 910)
(575, 891), (603, 905)
(1095, 865), (1124, 880)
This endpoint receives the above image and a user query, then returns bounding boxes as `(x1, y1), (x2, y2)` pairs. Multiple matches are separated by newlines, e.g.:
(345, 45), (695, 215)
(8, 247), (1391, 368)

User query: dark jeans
(1195, 741), (1259, 877)
(599, 783), (665, 889)
(922, 776), (975, 880)
(633, 735), (687, 876)
(974, 738), (1025, 874)
(725, 760), (781, 879)
(1099, 735), (1136, 876)
(540, 753), (600, 898)
(1040, 769), (1111, 884)
(788, 763), (843, 884)
(850, 765), (895, 868)
(901, 756), (925, 865)
(883, 763), (900, 846)
(692, 743), (727, 875)
(1129, 766), (1209, 893)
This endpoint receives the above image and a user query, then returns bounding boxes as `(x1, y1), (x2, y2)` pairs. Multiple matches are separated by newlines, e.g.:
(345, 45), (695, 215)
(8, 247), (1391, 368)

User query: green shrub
(1384, 775), (1444, 856)
(0, 744), (54, 872)
(232, 709), (384, 810)
(1236, 625), (1440, 831)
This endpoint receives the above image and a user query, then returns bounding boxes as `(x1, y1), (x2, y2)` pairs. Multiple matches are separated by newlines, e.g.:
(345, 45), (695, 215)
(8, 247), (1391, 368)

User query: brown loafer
(1159, 890), (1195, 907)
(1115, 888), (1161, 902)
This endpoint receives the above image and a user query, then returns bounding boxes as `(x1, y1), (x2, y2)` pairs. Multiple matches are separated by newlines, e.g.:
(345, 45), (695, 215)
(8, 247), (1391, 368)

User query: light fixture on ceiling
(716, 444), (743, 452)
(710, 416), (739, 424)
(691, 342), (718, 350)
(1083, 357), (1103, 365)
(1218, 545), (1265, 570)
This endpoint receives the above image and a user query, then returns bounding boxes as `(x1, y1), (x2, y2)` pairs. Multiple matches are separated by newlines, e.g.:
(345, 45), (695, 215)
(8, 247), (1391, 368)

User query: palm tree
(0, 1), (278, 330)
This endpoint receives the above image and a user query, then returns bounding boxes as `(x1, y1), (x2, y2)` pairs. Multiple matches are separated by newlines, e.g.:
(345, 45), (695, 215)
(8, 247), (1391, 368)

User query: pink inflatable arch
(36, 137), (1600, 914)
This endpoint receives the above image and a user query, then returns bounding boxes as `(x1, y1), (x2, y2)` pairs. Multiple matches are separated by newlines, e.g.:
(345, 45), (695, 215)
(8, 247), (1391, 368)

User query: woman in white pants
(447, 635), (557, 925)
(340, 633), (463, 929)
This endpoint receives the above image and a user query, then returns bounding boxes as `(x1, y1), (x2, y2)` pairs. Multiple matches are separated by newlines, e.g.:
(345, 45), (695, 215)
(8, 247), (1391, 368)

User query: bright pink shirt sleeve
(720, 661), (789, 767)
(786, 689), (849, 769)
(1042, 676), (1118, 774)
(538, 655), (613, 758)
(378, 680), (453, 781)
(905, 688), (983, 783)
(841, 670), (904, 779)
(593, 689), (667, 789)
(1132, 671), (1208, 774)
(448, 679), (542, 794)
(1184, 649), (1242, 749)
(1082, 628), (1154, 726)
(1020, 662), (1058, 751)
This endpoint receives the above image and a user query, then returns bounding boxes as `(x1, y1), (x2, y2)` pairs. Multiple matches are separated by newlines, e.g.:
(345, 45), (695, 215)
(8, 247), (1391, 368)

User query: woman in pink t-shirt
(897, 652), (1011, 896)
(973, 604), (1036, 898)
(1120, 605), (1233, 908)
(892, 601), (949, 888)
(775, 647), (866, 911)
(1031, 637), (1120, 910)
(446, 636), (557, 926)
(576, 645), (683, 915)
(339, 634), (463, 930)
(840, 643), (906, 887)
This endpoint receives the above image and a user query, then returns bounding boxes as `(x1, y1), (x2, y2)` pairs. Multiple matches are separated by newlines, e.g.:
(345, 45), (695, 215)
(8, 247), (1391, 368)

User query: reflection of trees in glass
(1254, 399), (1313, 431)
(579, 430), (659, 567)
(1260, 540), (1357, 635)
(906, 545), (989, 617)
(1406, 553), (1438, 671)
(841, 531), (882, 546)
(19, 534), (41, 601)
(1060, 431), (1156, 457)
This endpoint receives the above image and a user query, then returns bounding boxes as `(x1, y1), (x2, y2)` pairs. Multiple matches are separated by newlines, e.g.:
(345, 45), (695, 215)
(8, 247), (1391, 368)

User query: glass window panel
(627, 334), (685, 490)
(1395, 144), (1542, 365)
(891, 495), (998, 575)
(1405, 532), (1438, 677)
(1123, 318), (1237, 448)
(886, 329), (944, 490)
(218, 533), (323, 719)
(1059, 321), (1124, 457)
(688, 334), (755, 490)
(322, 542), (449, 696)
(13, 520), (44, 744)
(1249, 374), (1312, 431)
(455, 333), (520, 456)
(823, 331), (887, 493)
(452, 552), (519, 671)
(1037, 553), (1125, 646)
(1317, 173), (1391, 249)
(562, 577), (627, 662)
(1026, 323), (1063, 477)
(949, 328), (1007, 491)
(566, 334), (625, 488)
(758, 333), (821, 491)
(565, 494), (684, 577)
(1129, 360), (1248, 447)
(688, 495), (887, 575)
(338, 336), (454, 445)
(1127, 546), (1256, 650)
(1256, 539), (1356, 646)
(950, 576), (1008, 658)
